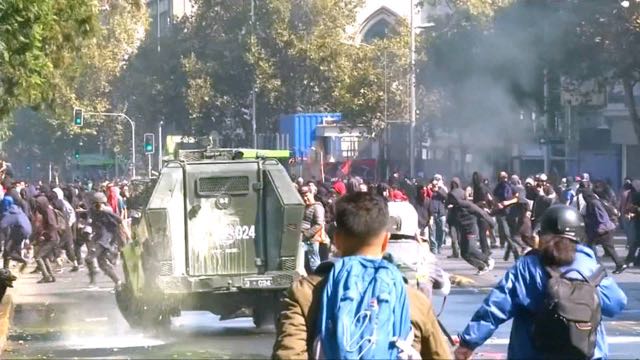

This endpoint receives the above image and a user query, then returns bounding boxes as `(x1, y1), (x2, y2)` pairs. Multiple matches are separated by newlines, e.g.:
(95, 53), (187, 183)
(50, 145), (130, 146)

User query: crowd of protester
(0, 160), (133, 288)
(293, 169), (640, 275)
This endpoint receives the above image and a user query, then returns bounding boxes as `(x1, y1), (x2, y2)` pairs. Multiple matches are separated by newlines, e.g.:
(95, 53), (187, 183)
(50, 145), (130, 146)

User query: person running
(582, 188), (627, 274)
(32, 194), (59, 283)
(447, 186), (495, 274)
(272, 192), (451, 359)
(86, 192), (123, 288)
(0, 196), (31, 272)
(454, 205), (627, 360)
(471, 172), (494, 256)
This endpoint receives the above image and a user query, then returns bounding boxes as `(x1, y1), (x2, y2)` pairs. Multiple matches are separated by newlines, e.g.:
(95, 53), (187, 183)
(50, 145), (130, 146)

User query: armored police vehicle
(116, 145), (304, 328)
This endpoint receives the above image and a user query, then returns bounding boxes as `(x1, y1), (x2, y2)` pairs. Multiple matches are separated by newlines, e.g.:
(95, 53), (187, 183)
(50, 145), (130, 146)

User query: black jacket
(447, 189), (494, 235)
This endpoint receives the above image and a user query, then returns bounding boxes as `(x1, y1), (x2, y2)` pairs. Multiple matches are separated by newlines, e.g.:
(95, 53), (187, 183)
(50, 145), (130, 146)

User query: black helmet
(539, 205), (584, 241)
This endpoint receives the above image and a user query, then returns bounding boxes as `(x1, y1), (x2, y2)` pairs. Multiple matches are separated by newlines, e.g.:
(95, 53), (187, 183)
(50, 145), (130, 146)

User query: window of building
(340, 136), (360, 158)
(362, 18), (393, 43)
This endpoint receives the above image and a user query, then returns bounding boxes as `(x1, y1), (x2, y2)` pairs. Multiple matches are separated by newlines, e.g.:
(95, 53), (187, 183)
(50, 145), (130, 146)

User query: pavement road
(3, 240), (640, 359)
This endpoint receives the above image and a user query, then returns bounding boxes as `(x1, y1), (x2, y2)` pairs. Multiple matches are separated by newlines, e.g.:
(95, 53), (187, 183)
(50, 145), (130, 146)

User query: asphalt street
(3, 240), (640, 359)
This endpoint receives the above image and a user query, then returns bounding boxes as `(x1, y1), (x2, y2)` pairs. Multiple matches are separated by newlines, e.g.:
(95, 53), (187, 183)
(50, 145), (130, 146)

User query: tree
(0, 0), (99, 122)
(113, 0), (410, 149)
(3, 0), (148, 172)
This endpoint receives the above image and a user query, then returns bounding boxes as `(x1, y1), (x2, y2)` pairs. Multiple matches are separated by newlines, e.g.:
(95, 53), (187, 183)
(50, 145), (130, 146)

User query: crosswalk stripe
(484, 336), (640, 345)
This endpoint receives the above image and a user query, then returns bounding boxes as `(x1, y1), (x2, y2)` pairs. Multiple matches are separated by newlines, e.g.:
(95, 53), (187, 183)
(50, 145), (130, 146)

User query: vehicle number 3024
(226, 225), (256, 241)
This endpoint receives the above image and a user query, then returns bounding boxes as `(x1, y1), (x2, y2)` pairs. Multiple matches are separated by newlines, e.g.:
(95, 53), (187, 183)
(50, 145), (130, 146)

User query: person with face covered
(582, 188), (627, 274)
(448, 186), (495, 274)
(86, 192), (123, 287)
(493, 171), (516, 249)
(32, 194), (59, 283)
(0, 196), (31, 272)
(428, 174), (448, 254)
(471, 172), (495, 255)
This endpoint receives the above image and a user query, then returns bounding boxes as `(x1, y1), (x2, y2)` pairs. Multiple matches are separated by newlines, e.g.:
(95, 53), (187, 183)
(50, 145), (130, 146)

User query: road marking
(84, 317), (108, 322)
(484, 336), (640, 345)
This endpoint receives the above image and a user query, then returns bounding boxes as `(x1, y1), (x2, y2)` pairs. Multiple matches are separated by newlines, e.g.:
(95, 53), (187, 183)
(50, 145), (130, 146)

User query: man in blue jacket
(455, 205), (627, 360)
(0, 196), (32, 272)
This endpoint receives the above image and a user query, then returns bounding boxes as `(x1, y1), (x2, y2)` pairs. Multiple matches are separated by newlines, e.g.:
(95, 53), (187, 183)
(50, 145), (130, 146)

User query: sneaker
(613, 264), (628, 274)
(477, 267), (490, 275)
(70, 265), (80, 272)
(487, 258), (495, 271)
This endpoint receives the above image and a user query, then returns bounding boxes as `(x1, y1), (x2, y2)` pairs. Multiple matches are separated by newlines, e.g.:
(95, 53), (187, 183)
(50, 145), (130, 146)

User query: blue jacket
(459, 245), (627, 359)
(0, 204), (32, 238)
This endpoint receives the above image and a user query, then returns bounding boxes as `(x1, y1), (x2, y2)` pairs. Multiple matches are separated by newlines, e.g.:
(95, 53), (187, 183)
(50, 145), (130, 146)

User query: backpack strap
(587, 265), (607, 285)
(544, 266), (561, 278)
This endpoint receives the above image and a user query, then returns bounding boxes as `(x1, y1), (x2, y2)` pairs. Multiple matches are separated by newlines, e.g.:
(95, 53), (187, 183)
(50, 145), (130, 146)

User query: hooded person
(0, 196), (31, 271)
(332, 180), (347, 197)
(106, 185), (120, 216)
(33, 195), (59, 283)
(447, 188), (495, 274)
(581, 188), (627, 274)
(86, 191), (123, 287)
(51, 188), (79, 272)
(625, 180), (640, 266)
(428, 175), (448, 254)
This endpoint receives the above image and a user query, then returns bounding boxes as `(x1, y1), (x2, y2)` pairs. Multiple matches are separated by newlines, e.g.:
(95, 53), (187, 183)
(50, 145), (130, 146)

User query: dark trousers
(478, 218), (491, 256)
(450, 224), (460, 258)
(460, 224), (490, 270)
(626, 219), (640, 265)
(503, 215), (528, 261)
(3, 235), (26, 267)
(55, 229), (76, 263)
(496, 215), (510, 248)
(590, 231), (624, 268)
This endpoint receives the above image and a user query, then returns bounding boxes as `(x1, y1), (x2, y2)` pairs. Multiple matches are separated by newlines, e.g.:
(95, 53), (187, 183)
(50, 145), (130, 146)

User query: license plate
(243, 277), (273, 288)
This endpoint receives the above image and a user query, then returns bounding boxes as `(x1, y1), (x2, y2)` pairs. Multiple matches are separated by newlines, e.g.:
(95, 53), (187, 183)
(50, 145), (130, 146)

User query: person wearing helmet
(85, 191), (123, 288)
(454, 205), (627, 360)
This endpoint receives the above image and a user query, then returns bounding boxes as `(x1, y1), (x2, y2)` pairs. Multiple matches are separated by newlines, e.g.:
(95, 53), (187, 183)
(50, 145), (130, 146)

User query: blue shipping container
(279, 113), (342, 157)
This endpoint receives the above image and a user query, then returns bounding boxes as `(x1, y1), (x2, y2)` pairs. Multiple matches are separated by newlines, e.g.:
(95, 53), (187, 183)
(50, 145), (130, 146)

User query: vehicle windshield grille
(197, 176), (250, 195)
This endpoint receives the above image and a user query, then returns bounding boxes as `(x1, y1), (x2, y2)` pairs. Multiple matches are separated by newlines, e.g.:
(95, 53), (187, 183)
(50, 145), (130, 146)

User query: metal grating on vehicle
(197, 176), (250, 195)
(178, 150), (204, 162)
(280, 257), (296, 271)
(272, 273), (294, 287)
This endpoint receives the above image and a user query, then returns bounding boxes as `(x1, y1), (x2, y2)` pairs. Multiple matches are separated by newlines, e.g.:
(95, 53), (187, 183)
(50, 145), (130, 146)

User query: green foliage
(114, 0), (410, 147)
(3, 0), (147, 169)
(0, 0), (99, 121)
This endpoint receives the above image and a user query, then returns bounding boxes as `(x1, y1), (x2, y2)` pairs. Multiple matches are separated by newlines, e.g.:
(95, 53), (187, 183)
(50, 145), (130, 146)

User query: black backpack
(533, 265), (606, 359)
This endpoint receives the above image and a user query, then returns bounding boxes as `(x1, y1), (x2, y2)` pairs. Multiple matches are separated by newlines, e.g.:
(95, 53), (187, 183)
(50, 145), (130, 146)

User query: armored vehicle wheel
(252, 304), (277, 328)
(115, 283), (172, 330)
(252, 291), (281, 328)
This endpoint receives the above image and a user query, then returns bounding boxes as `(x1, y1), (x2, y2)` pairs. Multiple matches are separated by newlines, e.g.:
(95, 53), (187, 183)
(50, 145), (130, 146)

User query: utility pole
(85, 112), (136, 178)
(156, 0), (161, 53)
(409, 0), (416, 178)
(158, 121), (164, 171)
(250, 0), (257, 148)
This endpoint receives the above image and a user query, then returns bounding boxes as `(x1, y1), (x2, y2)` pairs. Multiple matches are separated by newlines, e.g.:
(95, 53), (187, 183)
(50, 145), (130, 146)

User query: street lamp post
(158, 121), (164, 171)
(85, 112), (136, 178)
(410, 0), (416, 179)
(409, 1), (435, 179)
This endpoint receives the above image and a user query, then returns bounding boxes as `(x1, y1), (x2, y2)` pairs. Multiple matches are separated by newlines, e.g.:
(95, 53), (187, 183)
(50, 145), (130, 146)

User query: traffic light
(143, 133), (155, 154)
(74, 149), (80, 160)
(73, 108), (84, 126)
